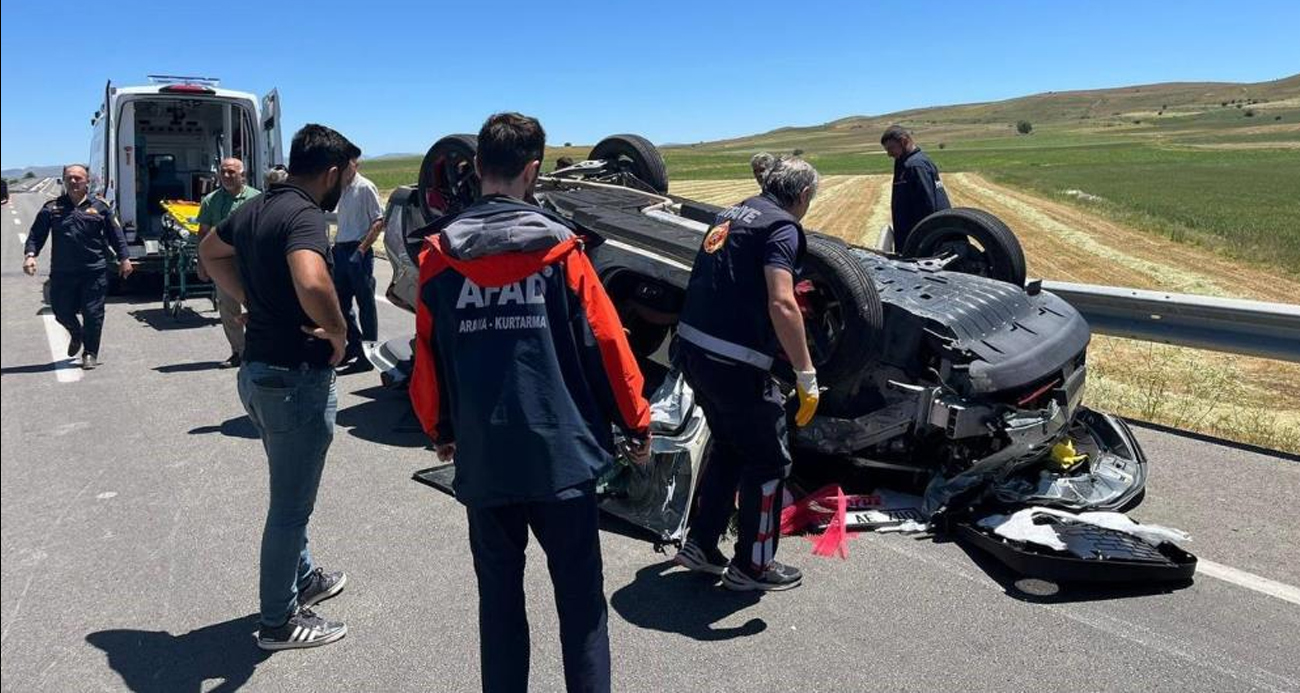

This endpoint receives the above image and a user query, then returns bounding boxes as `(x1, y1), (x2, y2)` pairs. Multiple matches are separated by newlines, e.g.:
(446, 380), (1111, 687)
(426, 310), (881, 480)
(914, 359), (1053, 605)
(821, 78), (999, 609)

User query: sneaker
(67, 336), (82, 358)
(298, 568), (347, 608)
(722, 560), (803, 592)
(673, 539), (729, 576)
(219, 352), (241, 369)
(257, 606), (347, 651)
(81, 353), (98, 370)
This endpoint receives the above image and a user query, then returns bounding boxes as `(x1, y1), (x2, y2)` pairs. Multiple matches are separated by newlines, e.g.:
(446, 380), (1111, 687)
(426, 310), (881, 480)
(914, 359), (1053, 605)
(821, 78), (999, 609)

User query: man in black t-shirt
(200, 124), (356, 652)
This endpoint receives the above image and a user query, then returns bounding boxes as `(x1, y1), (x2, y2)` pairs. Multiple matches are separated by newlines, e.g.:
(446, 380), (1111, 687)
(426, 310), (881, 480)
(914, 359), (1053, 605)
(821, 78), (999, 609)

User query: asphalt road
(2, 187), (1298, 693)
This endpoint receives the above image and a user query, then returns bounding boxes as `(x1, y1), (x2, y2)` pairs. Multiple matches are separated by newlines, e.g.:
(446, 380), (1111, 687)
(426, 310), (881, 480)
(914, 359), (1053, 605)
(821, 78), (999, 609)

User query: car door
(260, 89), (283, 170)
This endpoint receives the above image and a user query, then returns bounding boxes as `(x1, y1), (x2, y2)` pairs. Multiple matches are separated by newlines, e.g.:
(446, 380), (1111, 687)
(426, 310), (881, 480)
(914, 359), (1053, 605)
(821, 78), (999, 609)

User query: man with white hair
(198, 157), (260, 367)
(673, 157), (821, 591)
(750, 151), (777, 188)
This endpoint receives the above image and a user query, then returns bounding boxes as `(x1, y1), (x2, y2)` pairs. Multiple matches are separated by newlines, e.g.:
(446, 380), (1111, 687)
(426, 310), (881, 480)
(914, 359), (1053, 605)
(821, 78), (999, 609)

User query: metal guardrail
(1041, 281), (1300, 363)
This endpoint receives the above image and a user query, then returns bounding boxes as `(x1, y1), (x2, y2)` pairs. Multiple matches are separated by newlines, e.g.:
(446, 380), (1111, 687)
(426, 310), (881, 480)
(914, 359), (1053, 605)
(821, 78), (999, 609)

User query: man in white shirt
(332, 149), (385, 373)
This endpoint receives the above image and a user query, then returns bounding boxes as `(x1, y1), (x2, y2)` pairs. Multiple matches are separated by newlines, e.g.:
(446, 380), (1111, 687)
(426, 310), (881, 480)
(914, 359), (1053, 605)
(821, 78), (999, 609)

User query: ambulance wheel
(589, 135), (670, 195)
(902, 208), (1027, 286)
(800, 234), (883, 406)
(418, 134), (479, 218)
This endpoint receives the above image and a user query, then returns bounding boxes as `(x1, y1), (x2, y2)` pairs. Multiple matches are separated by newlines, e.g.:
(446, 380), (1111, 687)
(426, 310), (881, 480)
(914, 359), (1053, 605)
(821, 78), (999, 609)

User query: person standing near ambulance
(23, 164), (134, 370)
(672, 157), (821, 592)
(410, 112), (651, 692)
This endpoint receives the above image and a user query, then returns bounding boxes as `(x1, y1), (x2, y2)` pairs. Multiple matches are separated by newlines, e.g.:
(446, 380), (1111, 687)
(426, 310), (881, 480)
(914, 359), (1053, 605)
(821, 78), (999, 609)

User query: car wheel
(589, 135), (670, 195)
(800, 233), (883, 407)
(418, 134), (479, 218)
(901, 208), (1027, 286)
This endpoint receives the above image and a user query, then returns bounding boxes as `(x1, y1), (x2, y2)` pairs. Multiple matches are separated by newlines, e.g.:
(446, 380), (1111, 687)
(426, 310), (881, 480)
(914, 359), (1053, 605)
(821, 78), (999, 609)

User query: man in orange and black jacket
(410, 113), (651, 693)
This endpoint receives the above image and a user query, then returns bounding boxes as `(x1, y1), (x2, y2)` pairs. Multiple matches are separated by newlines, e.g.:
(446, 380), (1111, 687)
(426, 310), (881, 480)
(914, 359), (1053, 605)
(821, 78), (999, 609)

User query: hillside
(359, 74), (1299, 271)
(688, 73), (1300, 154)
(656, 74), (1300, 274)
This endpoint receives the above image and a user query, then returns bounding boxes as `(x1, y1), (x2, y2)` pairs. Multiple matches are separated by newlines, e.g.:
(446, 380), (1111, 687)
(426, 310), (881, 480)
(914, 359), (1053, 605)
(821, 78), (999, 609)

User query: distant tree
(937, 142), (946, 149)
(563, 141), (572, 147)
(1236, 103), (1243, 109)
(1016, 120), (1033, 135)
(22, 171), (35, 179)
(1220, 101), (1228, 107)
(1133, 119), (1142, 125)
(1161, 104), (1168, 110)
(1244, 109), (1255, 117)
(791, 148), (804, 157)
(1276, 115), (1283, 121)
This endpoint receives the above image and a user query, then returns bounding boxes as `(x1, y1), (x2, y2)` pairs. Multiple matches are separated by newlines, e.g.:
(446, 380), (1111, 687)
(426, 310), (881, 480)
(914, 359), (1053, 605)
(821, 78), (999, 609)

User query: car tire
(802, 233), (883, 407)
(589, 135), (670, 195)
(901, 208), (1027, 286)
(418, 134), (479, 217)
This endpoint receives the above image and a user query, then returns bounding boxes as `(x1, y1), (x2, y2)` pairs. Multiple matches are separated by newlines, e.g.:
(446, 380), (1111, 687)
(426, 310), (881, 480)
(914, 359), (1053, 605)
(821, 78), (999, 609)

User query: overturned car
(382, 133), (1189, 584)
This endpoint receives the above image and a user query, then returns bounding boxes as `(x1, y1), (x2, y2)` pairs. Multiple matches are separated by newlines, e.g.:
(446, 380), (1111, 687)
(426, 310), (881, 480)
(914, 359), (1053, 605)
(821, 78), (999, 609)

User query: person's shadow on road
(188, 415), (259, 439)
(0, 361), (72, 376)
(609, 560), (766, 641)
(335, 385), (428, 448)
(85, 614), (270, 692)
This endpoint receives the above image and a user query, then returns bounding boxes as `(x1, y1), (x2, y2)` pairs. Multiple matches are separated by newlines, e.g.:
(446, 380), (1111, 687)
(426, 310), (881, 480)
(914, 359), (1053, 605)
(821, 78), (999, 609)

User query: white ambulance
(88, 75), (283, 271)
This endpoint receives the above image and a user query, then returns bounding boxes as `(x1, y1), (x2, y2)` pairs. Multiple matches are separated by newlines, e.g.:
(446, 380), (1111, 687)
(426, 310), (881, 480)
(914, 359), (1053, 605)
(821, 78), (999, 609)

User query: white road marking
(18, 233), (27, 244)
(866, 535), (1298, 692)
(12, 218), (20, 225)
(38, 308), (83, 383)
(1197, 559), (1300, 607)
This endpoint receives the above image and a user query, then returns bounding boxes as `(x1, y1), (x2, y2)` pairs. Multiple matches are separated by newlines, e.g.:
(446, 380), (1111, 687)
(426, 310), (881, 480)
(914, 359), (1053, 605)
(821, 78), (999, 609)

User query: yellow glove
(795, 370), (820, 427)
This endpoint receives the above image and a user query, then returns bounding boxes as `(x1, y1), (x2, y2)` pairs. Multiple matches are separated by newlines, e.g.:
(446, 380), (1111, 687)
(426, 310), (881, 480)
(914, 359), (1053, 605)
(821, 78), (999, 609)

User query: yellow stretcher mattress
(160, 200), (202, 235)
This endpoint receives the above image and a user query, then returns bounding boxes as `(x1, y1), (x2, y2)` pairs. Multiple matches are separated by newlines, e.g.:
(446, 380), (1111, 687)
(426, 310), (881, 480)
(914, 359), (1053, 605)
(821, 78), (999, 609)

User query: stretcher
(159, 200), (218, 318)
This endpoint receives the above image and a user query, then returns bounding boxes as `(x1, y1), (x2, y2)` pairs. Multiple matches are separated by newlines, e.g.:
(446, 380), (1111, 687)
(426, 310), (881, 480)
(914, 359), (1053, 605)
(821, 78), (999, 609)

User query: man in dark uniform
(672, 157), (822, 592)
(881, 125), (951, 251)
(23, 164), (134, 370)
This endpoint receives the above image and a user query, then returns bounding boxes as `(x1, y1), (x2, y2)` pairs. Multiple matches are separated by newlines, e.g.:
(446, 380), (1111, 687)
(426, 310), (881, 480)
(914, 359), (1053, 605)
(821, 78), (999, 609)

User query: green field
(362, 74), (1300, 273)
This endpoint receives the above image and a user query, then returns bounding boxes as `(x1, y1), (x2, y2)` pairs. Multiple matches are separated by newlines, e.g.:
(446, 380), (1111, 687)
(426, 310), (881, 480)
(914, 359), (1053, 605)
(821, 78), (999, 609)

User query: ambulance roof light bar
(147, 75), (222, 87)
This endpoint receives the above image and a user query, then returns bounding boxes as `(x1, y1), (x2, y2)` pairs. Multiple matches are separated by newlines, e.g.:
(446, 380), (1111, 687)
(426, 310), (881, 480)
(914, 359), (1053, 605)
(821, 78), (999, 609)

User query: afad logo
(703, 220), (731, 254)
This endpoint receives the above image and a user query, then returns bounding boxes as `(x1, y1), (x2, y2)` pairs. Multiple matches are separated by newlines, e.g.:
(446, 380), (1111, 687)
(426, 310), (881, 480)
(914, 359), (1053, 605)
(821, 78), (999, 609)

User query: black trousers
(49, 270), (108, 356)
(466, 492), (610, 693)
(679, 344), (792, 576)
(331, 242), (377, 359)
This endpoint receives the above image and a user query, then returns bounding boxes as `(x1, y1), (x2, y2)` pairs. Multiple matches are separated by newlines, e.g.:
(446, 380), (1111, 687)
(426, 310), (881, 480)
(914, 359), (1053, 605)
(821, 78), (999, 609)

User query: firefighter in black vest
(672, 157), (821, 591)
(881, 125), (950, 251)
(23, 164), (134, 370)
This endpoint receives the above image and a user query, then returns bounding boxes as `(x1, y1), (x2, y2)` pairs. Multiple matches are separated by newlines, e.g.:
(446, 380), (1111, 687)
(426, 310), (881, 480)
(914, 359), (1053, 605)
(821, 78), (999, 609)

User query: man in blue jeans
(332, 150), (385, 374)
(200, 124), (356, 651)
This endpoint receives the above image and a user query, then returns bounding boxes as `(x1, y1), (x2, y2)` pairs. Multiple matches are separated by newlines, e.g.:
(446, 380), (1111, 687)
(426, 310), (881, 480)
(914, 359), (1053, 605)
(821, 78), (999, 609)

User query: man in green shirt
(198, 157), (261, 367)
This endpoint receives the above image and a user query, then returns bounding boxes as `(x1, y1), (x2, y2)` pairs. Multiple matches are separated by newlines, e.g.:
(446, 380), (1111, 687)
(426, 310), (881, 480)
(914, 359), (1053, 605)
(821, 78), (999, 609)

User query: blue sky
(3, 0), (1297, 169)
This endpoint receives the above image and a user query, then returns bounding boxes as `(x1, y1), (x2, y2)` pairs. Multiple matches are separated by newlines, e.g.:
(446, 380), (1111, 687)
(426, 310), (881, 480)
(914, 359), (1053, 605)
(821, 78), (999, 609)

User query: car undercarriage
(387, 133), (1195, 586)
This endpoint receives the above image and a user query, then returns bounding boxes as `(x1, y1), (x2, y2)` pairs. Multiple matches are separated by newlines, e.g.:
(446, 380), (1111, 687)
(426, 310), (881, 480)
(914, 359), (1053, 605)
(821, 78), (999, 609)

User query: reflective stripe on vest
(678, 322), (775, 371)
